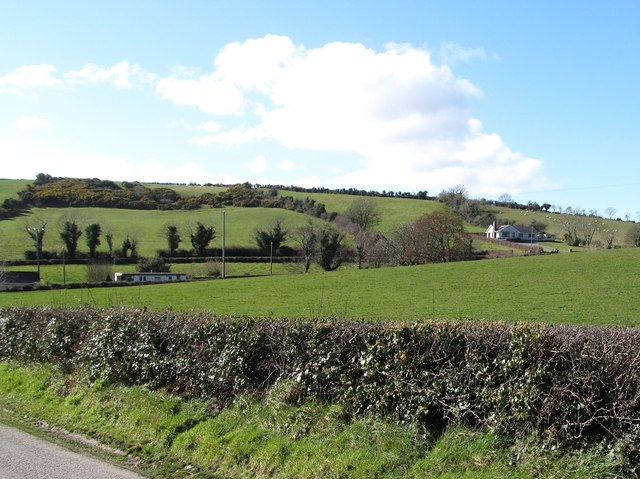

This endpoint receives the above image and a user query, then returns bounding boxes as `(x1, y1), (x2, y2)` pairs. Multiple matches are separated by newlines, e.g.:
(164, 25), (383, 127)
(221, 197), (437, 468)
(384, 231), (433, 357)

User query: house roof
(116, 272), (186, 276)
(3, 271), (40, 283)
(498, 224), (538, 234)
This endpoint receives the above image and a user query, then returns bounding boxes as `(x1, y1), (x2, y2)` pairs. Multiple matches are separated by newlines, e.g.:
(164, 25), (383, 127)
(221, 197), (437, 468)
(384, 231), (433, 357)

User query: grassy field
(0, 179), (30, 202)
(0, 362), (620, 479)
(0, 206), (325, 260)
(2, 247), (639, 326)
(278, 189), (444, 235)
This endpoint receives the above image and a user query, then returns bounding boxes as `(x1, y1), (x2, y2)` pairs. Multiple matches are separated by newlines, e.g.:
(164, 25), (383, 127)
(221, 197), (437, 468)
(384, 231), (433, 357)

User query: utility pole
(62, 247), (66, 285)
(221, 210), (226, 279)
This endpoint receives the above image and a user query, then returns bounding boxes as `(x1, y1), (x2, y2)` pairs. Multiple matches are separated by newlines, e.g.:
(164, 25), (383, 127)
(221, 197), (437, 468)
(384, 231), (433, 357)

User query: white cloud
(245, 155), (268, 173)
(279, 160), (296, 171)
(292, 176), (322, 188)
(201, 121), (221, 132)
(158, 35), (547, 196)
(156, 74), (244, 115)
(137, 159), (215, 184)
(0, 64), (61, 93)
(0, 138), (134, 180)
(209, 126), (265, 145)
(214, 34), (301, 93)
(188, 136), (217, 146)
(440, 42), (488, 66)
(64, 61), (154, 88)
(0, 137), (224, 186)
(15, 116), (50, 129)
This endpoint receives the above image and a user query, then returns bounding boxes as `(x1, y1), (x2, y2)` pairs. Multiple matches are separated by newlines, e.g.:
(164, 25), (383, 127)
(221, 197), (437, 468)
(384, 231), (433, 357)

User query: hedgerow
(1, 307), (638, 474)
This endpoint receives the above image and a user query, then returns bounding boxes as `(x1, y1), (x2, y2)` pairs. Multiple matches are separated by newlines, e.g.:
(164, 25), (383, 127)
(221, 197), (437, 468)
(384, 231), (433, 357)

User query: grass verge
(0, 361), (622, 478)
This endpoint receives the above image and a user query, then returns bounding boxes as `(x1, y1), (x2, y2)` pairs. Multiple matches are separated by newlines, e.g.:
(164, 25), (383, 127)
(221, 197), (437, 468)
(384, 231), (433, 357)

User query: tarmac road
(0, 423), (146, 479)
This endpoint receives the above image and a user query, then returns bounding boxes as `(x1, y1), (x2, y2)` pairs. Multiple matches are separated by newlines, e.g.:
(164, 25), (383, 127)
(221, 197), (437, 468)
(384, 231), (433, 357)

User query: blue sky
(1, 1), (639, 218)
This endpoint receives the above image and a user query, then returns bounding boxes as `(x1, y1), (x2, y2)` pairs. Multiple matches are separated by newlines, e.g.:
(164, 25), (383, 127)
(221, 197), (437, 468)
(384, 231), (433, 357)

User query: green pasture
(0, 206), (323, 260)
(278, 190), (444, 234)
(0, 179), (30, 203)
(2, 247), (639, 326)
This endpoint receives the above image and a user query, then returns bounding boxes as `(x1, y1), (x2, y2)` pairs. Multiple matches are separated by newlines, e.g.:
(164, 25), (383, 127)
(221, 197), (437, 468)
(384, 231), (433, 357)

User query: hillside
(0, 206), (323, 260)
(2, 177), (639, 263)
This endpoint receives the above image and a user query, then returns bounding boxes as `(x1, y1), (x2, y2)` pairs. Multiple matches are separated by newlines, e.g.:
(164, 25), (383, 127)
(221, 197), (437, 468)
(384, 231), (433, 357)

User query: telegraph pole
(221, 209), (226, 279)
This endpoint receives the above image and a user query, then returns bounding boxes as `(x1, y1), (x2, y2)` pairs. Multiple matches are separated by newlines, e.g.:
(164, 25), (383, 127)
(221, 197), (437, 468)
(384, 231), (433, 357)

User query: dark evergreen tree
(165, 225), (182, 255)
(318, 225), (345, 271)
(190, 222), (215, 256)
(254, 220), (287, 254)
(85, 223), (102, 257)
(60, 221), (82, 258)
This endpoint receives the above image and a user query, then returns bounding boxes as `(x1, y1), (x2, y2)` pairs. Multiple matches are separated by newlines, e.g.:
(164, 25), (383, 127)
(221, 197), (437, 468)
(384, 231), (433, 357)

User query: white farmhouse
(485, 223), (538, 242)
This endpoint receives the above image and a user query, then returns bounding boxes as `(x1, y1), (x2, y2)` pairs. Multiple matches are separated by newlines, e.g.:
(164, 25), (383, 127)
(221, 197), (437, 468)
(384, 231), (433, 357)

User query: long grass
(0, 206), (324, 260)
(2, 247), (639, 326)
(0, 362), (621, 479)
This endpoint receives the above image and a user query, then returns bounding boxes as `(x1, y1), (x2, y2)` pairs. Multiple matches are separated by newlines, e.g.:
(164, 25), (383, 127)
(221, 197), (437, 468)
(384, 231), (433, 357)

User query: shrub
(137, 256), (170, 273)
(1, 307), (639, 473)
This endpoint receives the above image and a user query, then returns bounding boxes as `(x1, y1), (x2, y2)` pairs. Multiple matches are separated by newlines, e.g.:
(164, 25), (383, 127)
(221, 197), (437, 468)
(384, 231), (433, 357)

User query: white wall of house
(485, 224), (539, 241)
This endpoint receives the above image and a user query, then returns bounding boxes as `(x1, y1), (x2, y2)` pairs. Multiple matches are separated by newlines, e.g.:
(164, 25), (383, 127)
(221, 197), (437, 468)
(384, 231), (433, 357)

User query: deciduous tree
(579, 217), (601, 247)
(137, 256), (170, 273)
(105, 231), (114, 256)
(295, 222), (318, 273)
(86, 259), (113, 282)
(387, 222), (424, 265)
(344, 198), (382, 230)
(388, 210), (472, 265)
(354, 229), (385, 269)
(121, 235), (138, 258)
(626, 224), (640, 247)
(604, 229), (617, 249)
(413, 210), (472, 263)
(25, 220), (47, 258)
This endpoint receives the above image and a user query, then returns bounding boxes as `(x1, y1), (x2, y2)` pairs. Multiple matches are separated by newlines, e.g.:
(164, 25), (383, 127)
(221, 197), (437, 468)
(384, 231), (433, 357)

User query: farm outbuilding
(113, 272), (188, 283)
(0, 271), (40, 291)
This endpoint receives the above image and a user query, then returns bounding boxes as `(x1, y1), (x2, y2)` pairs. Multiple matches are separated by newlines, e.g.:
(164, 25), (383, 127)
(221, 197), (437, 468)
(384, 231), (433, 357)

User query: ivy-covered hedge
(1, 307), (639, 470)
